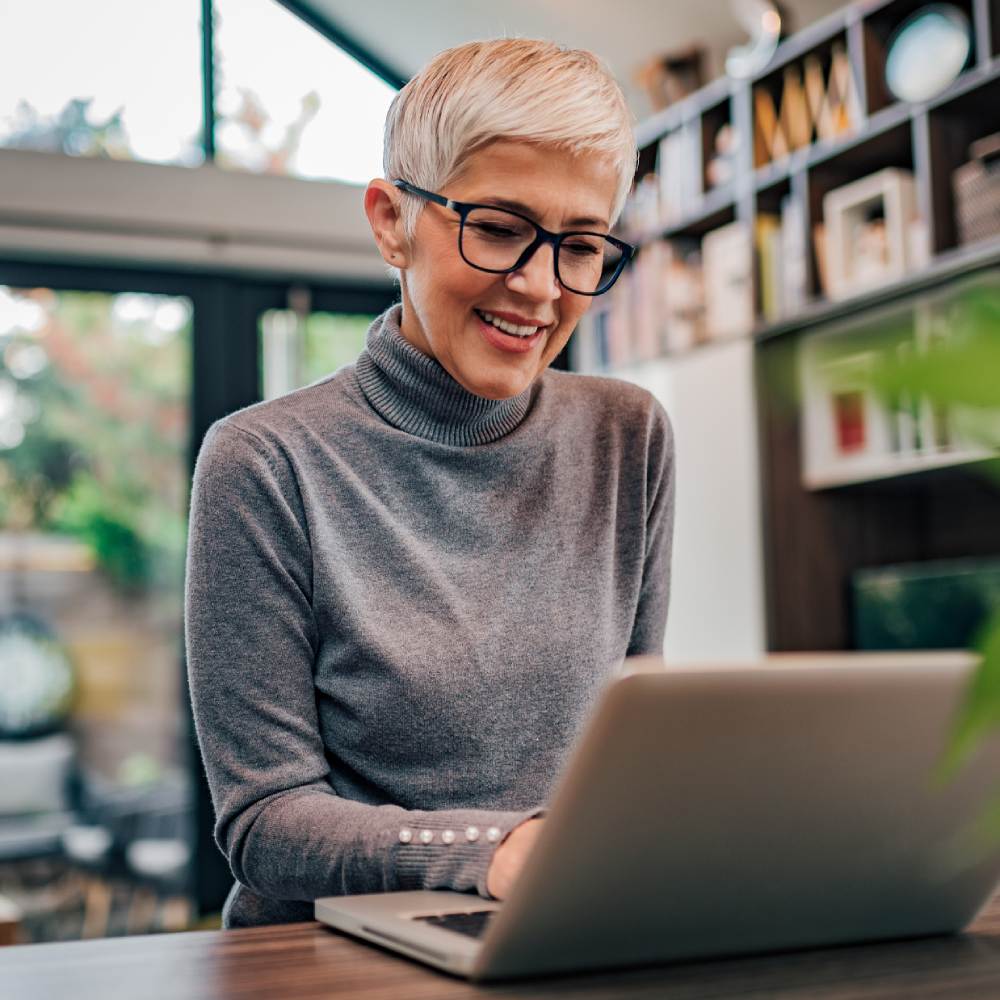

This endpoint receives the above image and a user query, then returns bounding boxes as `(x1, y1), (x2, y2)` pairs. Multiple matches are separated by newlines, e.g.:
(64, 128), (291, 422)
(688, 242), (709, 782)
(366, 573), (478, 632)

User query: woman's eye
(472, 223), (520, 238)
(565, 241), (600, 256)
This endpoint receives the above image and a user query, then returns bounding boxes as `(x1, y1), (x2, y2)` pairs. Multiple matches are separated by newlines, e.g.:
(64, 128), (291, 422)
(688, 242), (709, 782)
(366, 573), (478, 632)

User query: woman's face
(366, 140), (619, 400)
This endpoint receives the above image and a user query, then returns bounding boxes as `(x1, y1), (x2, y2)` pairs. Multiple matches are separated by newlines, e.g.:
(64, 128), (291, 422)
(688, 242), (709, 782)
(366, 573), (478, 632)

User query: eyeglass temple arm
(392, 180), (453, 209)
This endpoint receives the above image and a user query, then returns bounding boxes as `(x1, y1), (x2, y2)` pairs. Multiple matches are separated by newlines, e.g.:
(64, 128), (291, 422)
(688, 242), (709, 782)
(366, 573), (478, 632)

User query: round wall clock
(885, 4), (972, 104)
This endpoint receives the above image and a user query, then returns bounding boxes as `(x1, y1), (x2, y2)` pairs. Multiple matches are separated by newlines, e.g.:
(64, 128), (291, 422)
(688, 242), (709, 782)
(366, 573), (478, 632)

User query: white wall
(616, 339), (767, 663)
(0, 148), (388, 281)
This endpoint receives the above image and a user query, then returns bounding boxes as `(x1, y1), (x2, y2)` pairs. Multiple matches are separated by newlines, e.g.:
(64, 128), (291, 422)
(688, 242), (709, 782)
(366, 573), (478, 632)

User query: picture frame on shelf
(823, 167), (919, 301)
(800, 343), (892, 489)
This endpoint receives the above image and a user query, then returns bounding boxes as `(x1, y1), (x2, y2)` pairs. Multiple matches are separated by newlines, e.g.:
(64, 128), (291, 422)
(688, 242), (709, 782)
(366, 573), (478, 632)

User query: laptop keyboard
(413, 909), (497, 939)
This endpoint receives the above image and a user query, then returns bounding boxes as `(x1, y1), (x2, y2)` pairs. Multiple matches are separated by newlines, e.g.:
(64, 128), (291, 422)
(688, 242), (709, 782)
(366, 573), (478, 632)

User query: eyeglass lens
(461, 207), (623, 294)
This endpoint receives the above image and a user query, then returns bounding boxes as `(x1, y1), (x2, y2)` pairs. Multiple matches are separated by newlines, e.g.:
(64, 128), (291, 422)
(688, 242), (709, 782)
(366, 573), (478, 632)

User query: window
(260, 307), (374, 399)
(0, 285), (195, 941)
(213, 0), (396, 185)
(0, 1), (204, 166)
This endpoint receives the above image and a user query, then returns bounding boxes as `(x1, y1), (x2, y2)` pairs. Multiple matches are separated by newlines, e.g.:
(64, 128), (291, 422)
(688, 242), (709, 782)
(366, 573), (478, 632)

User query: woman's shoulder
(539, 368), (672, 436)
(196, 365), (362, 475)
(208, 365), (361, 447)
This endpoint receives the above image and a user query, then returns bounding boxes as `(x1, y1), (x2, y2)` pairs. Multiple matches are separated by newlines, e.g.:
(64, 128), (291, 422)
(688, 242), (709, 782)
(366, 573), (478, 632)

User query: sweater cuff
(386, 806), (544, 899)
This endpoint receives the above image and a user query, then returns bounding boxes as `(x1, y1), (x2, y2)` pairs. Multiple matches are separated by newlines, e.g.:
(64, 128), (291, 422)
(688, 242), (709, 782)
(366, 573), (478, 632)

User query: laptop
(315, 651), (1000, 981)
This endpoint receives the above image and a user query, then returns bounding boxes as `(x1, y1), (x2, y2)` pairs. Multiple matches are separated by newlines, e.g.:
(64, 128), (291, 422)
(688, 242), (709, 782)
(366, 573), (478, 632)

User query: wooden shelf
(753, 234), (1000, 340)
(804, 448), (996, 490)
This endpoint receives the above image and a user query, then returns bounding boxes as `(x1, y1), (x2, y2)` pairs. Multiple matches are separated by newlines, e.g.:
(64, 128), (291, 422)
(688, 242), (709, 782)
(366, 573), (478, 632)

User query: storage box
(953, 132), (1000, 247)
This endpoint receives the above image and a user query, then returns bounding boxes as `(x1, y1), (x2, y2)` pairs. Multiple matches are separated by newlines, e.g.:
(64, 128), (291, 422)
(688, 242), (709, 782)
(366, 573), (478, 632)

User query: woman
(185, 37), (675, 929)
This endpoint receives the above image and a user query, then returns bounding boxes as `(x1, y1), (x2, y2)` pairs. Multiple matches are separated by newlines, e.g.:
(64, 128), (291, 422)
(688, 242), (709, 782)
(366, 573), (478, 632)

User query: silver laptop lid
(476, 651), (1000, 979)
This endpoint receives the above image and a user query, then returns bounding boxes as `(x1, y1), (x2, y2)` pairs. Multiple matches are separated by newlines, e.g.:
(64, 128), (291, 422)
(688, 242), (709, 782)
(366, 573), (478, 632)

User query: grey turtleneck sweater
(185, 302), (675, 928)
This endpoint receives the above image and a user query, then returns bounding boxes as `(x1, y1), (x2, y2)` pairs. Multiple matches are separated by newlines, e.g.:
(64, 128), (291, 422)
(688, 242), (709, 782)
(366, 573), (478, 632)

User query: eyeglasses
(393, 179), (635, 296)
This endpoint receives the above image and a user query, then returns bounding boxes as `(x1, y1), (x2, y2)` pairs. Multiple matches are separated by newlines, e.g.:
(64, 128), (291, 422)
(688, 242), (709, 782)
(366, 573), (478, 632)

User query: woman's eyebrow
(479, 196), (609, 230)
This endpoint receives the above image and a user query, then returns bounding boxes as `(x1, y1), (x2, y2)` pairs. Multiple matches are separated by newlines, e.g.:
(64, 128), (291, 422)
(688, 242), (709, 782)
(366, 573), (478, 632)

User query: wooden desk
(4, 892), (1000, 999)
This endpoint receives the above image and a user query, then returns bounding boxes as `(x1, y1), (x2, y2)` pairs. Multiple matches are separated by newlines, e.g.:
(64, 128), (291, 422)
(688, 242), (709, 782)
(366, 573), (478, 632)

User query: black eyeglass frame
(393, 179), (635, 296)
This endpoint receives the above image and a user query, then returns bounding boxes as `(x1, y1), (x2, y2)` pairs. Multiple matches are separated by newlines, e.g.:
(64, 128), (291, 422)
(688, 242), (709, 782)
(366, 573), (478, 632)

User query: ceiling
(303, 0), (847, 121)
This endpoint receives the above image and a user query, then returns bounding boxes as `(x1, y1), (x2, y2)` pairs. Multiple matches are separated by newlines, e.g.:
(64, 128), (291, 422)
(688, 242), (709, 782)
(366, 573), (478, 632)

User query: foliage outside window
(212, 0), (395, 185)
(0, 0), (203, 165)
(0, 288), (191, 593)
(260, 310), (374, 399)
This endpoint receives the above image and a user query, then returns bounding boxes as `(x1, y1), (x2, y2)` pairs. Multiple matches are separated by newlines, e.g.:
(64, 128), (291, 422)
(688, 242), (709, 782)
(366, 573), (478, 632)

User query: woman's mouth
(473, 309), (547, 354)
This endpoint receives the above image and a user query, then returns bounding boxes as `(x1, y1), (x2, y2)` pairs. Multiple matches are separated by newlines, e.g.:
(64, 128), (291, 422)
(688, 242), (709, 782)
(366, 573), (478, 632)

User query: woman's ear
(364, 180), (410, 268)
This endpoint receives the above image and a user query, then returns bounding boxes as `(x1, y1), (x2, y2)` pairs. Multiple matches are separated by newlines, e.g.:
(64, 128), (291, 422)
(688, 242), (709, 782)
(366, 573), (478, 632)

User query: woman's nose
(504, 242), (562, 301)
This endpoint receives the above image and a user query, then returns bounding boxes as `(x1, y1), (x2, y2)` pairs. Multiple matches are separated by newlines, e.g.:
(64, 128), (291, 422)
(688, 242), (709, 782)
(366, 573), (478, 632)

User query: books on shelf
(569, 237), (708, 372)
(755, 214), (783, 323)
(657, 125), (701, 225)
(778, 64), (811, 152)
(753, 87), (781, 168)
(755, 197), (810, 324)
(780, 194), (808, 316)
(825, 42), (861, 140)
(753, 40), (859, 169)
(702, 221), (754, 340)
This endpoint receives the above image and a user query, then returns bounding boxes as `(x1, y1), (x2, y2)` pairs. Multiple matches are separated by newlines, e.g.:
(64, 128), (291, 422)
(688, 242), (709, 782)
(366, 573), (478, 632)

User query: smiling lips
(473, 310), (548, 354)
(475, 308), (553, 337)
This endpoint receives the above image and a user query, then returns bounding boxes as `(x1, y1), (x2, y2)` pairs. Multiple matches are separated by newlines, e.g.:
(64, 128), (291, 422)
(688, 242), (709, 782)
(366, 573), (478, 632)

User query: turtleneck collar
(354, 303), (535, 446)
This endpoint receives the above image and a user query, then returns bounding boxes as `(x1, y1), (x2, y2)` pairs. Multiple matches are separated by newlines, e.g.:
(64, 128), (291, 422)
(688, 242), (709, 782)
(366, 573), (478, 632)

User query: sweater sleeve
(184, 420), (539, 905)
(626, 400), (676, 656)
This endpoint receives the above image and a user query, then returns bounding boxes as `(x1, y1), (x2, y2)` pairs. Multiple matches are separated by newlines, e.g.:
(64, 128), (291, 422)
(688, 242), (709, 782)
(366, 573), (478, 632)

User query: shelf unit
(577, 0), (1000, 655)
(600, 0), (1000, 351)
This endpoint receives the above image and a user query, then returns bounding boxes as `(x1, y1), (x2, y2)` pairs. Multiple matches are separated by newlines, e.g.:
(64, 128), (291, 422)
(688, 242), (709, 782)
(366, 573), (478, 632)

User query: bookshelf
(574, 0), (1000, 655)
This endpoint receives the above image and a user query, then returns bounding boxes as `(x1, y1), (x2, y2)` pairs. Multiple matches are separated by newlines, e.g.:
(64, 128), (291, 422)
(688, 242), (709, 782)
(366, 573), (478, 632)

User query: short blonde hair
(382, 38), (637, 266)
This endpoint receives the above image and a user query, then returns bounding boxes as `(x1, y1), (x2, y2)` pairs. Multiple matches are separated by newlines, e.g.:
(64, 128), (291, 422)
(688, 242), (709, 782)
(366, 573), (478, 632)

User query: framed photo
(823, 168), (918, 301)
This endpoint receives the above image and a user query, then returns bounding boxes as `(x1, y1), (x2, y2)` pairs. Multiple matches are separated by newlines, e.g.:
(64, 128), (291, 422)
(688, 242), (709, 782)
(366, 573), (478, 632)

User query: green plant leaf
(939, 609), (1000, 779)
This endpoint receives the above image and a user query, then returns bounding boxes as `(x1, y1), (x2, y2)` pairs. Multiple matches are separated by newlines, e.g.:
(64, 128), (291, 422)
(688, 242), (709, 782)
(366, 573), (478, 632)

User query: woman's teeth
(477, 310), (541, 337)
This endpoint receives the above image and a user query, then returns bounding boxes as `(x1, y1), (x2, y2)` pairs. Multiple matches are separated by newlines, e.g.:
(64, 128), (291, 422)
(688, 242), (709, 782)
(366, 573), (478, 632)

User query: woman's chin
(458, 362), (533, 400)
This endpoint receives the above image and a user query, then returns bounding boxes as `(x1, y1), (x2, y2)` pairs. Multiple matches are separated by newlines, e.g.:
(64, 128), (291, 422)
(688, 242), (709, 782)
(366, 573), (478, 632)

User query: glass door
(0, 278), (196, 942)
(0, 264), (392, 943)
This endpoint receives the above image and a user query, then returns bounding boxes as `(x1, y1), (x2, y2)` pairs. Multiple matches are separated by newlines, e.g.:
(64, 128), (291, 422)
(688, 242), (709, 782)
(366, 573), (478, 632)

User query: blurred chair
(60, 768), (193, 938)
(122, 794), (193, 934)
(0, 733), (80, 941)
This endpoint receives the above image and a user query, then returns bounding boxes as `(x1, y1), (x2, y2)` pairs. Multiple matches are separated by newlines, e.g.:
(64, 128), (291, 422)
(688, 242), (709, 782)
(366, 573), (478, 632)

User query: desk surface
(4, 892), (1000, 1000)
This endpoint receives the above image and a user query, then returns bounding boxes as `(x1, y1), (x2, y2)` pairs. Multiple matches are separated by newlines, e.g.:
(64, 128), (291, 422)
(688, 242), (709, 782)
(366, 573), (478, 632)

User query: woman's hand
(485, 817), (544, 900)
